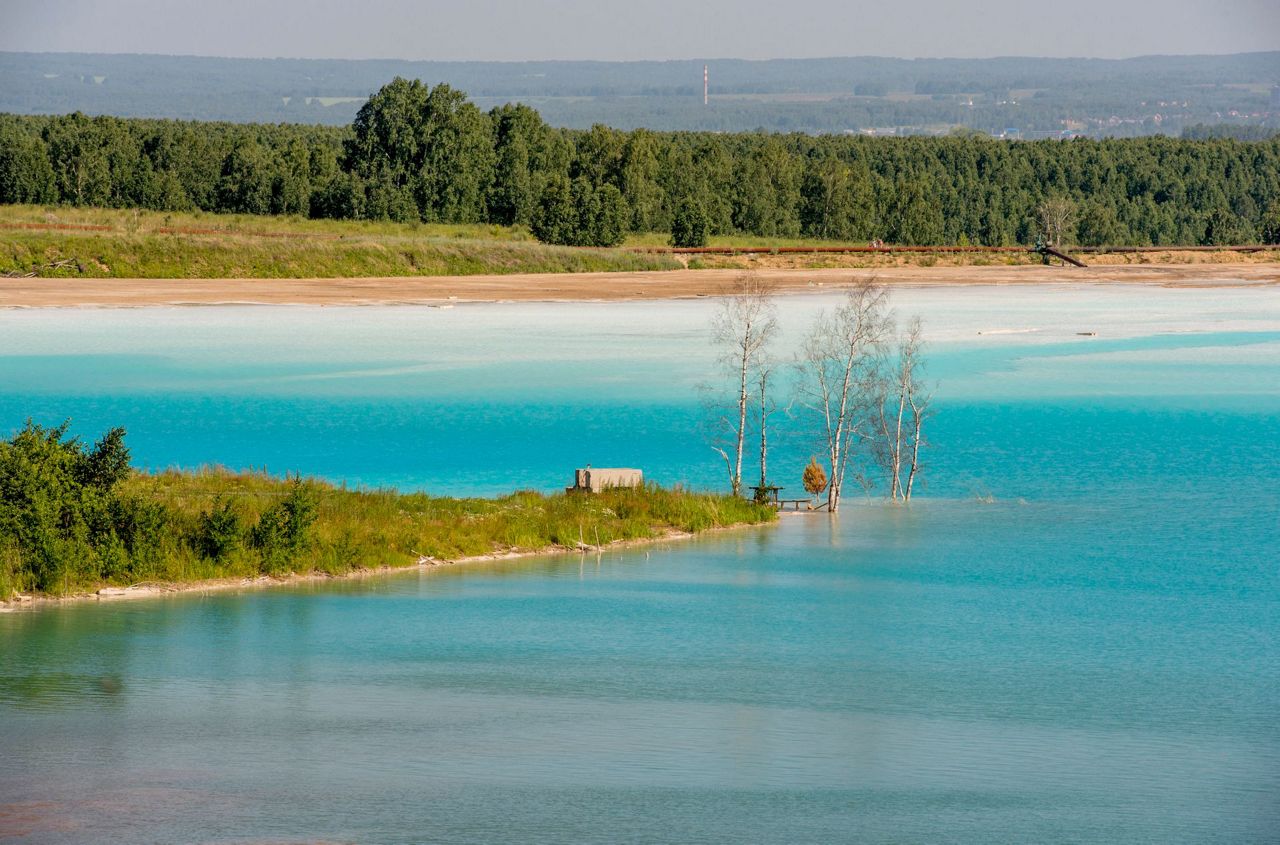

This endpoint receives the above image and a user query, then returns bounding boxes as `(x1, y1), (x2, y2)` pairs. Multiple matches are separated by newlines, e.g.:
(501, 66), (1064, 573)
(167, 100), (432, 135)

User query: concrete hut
(568, 466), (643, 494)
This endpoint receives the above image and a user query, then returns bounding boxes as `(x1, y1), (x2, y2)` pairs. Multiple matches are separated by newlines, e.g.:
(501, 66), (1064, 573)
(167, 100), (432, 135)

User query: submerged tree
(794, 279), (893, 512)
(707, 274), (778, 497)
(753, 344), (779, 502)
(874, 316), (932, 501)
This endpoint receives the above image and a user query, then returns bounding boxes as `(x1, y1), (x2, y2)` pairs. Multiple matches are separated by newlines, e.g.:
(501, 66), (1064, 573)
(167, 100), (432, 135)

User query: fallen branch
(2, 258), (81, 278)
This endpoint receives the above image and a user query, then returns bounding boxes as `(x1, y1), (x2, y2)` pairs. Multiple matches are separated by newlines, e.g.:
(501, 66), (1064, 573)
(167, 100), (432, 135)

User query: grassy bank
(0, 422), (773, 601)
(678, 247), (1280, 272)
(7, 205), (1271, 280)
(0, 205), (680, 278)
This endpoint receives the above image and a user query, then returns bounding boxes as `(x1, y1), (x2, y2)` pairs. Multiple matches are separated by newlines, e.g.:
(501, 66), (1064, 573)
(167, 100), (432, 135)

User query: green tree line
(3, 77), (1279, 247)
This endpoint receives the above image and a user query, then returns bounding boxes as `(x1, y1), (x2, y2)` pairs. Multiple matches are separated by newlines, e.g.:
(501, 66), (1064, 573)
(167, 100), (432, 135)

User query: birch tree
(708, 274), (778, 497)
(875, 316), (932, 501)
(1037, 196), (1075, 249)
(753, 351), (779, 502)
(794, 279), (892, 512)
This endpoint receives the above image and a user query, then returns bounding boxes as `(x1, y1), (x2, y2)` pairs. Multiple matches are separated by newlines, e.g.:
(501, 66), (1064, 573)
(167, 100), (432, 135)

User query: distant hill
(2, 51), (1278, 136)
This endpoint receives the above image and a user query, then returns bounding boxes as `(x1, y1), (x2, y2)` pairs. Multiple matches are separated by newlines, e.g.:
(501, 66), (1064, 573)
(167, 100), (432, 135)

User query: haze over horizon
(3, 0), (1279, 63)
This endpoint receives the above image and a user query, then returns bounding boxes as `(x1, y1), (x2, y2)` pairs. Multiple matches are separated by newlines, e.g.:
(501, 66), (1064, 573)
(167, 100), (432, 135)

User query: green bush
(197, 497), (244, 560)
(533, 177), (629, 247)
(252, 478), (319, 573)
(671, 197), (709, 248)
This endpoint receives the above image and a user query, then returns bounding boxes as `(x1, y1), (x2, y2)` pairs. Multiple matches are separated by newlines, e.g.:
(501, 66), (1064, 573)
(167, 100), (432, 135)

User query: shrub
(197, 497), (244, 560)
(802, 458), (828, 496)
(76, 426), (131, 489)
(533, 177), (629, 247)
(671, 198), (709, 248)
(252, 478), (319, 572)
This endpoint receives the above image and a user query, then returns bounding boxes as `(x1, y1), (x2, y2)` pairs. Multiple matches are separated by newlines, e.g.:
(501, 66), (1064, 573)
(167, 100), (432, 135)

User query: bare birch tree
(753, 350), (779, 502)
(904, 344), (932, 501)
(794, 279), (892, 512)
(1037, 196), (1075, 249)
(708, 274), (778, 497)
(875, 315), (932, 501)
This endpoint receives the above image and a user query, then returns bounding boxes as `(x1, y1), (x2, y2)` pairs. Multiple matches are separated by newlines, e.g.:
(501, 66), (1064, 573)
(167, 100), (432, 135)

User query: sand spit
(1, 263), (1277, 308)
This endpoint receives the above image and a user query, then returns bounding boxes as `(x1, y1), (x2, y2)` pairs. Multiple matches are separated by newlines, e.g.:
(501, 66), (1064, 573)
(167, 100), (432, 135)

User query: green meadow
(0, 205), (680, 278)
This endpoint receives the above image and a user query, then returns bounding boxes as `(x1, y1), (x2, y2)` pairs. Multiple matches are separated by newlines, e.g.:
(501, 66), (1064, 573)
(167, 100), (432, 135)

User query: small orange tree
(802, 458), (828, 497)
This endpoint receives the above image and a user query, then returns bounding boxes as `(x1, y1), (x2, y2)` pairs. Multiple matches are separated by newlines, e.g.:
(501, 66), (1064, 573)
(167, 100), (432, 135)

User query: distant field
(0, 206), (680, 278)
(5, 51), (1277, 135)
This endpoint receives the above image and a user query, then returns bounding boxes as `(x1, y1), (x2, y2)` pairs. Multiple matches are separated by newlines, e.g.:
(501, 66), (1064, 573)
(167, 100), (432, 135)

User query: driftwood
(2, 258), (80, 278)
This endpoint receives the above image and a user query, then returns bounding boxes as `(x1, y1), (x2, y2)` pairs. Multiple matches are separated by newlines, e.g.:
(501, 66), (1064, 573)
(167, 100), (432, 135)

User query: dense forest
(2, 78), (1279, 247)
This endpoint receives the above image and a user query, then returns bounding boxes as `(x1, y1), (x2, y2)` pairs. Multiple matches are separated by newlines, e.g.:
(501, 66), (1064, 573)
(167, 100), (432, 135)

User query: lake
(2, 285), (1278, 842)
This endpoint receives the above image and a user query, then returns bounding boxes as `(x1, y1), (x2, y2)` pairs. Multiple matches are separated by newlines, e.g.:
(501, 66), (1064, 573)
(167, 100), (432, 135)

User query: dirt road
(2, 263), (1277, 308)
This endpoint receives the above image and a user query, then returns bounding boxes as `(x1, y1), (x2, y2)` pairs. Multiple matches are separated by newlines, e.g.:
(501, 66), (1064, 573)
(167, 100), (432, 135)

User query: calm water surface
(1, 287), (1278, 842)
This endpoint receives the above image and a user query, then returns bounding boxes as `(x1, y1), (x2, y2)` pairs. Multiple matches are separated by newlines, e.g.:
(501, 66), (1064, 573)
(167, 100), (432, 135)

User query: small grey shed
(567, 466), (643, 493)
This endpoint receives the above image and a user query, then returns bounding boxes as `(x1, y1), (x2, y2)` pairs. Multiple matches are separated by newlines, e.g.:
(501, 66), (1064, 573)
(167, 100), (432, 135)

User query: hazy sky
(3, 0), (1279, 62)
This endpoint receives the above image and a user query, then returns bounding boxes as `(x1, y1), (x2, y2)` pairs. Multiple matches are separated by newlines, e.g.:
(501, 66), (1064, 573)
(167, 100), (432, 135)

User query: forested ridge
(2, 78), (1279, 247)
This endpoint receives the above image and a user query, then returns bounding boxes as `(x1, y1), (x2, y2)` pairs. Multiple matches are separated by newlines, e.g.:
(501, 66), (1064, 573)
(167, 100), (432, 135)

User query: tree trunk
(734, 350), (747, 497)
(757, 371), (769, 492)
(905, 398), (924, 501)
(891, 388), (906, 500)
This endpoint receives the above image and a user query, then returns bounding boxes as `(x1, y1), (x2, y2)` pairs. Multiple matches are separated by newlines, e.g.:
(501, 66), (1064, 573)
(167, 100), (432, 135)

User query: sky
(2, 0), (1279, 62)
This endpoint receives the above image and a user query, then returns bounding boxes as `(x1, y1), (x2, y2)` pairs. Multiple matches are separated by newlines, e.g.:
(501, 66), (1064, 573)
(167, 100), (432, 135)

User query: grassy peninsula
(0, 422), (774, 602)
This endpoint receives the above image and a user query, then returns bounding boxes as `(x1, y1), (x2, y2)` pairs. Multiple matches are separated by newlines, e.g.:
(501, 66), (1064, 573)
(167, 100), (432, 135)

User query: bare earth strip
(2, 264), (1278, 308)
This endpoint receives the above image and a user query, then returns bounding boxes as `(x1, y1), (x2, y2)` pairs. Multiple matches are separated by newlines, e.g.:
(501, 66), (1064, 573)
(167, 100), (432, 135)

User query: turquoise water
(1, 287), (1278, 842)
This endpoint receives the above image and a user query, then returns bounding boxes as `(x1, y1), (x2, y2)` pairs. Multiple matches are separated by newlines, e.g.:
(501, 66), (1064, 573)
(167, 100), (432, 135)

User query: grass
(3, 468), (776, 600)
(0, 204), (535, 240)
(680, 250), (1044, 271)
(0, 205), (680, 278)
(7, 204), (1271, 279)
(622, 231), (888, 249)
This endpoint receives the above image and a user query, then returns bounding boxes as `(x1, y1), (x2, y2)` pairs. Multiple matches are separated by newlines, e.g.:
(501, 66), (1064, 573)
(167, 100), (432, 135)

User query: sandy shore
(2, 263), (1277, 308)
(0, 524), (767, 613)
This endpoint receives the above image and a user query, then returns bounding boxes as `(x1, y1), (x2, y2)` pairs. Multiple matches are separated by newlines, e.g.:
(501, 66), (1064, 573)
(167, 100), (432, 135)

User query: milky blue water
(1, 287), (1278, 842)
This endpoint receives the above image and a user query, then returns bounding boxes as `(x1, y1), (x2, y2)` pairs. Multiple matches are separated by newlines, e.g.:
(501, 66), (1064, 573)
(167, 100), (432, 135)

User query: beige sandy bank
(2, 263), (1277, 308)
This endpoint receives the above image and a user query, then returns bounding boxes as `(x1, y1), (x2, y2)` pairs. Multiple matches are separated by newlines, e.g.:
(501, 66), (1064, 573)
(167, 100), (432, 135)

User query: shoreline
(0, 524), (763, 614)
(2, 263), (1278, 308)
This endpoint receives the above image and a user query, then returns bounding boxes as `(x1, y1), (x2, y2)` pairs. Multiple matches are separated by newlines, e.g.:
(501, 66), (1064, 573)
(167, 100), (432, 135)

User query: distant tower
(704, 64), (709, 106)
